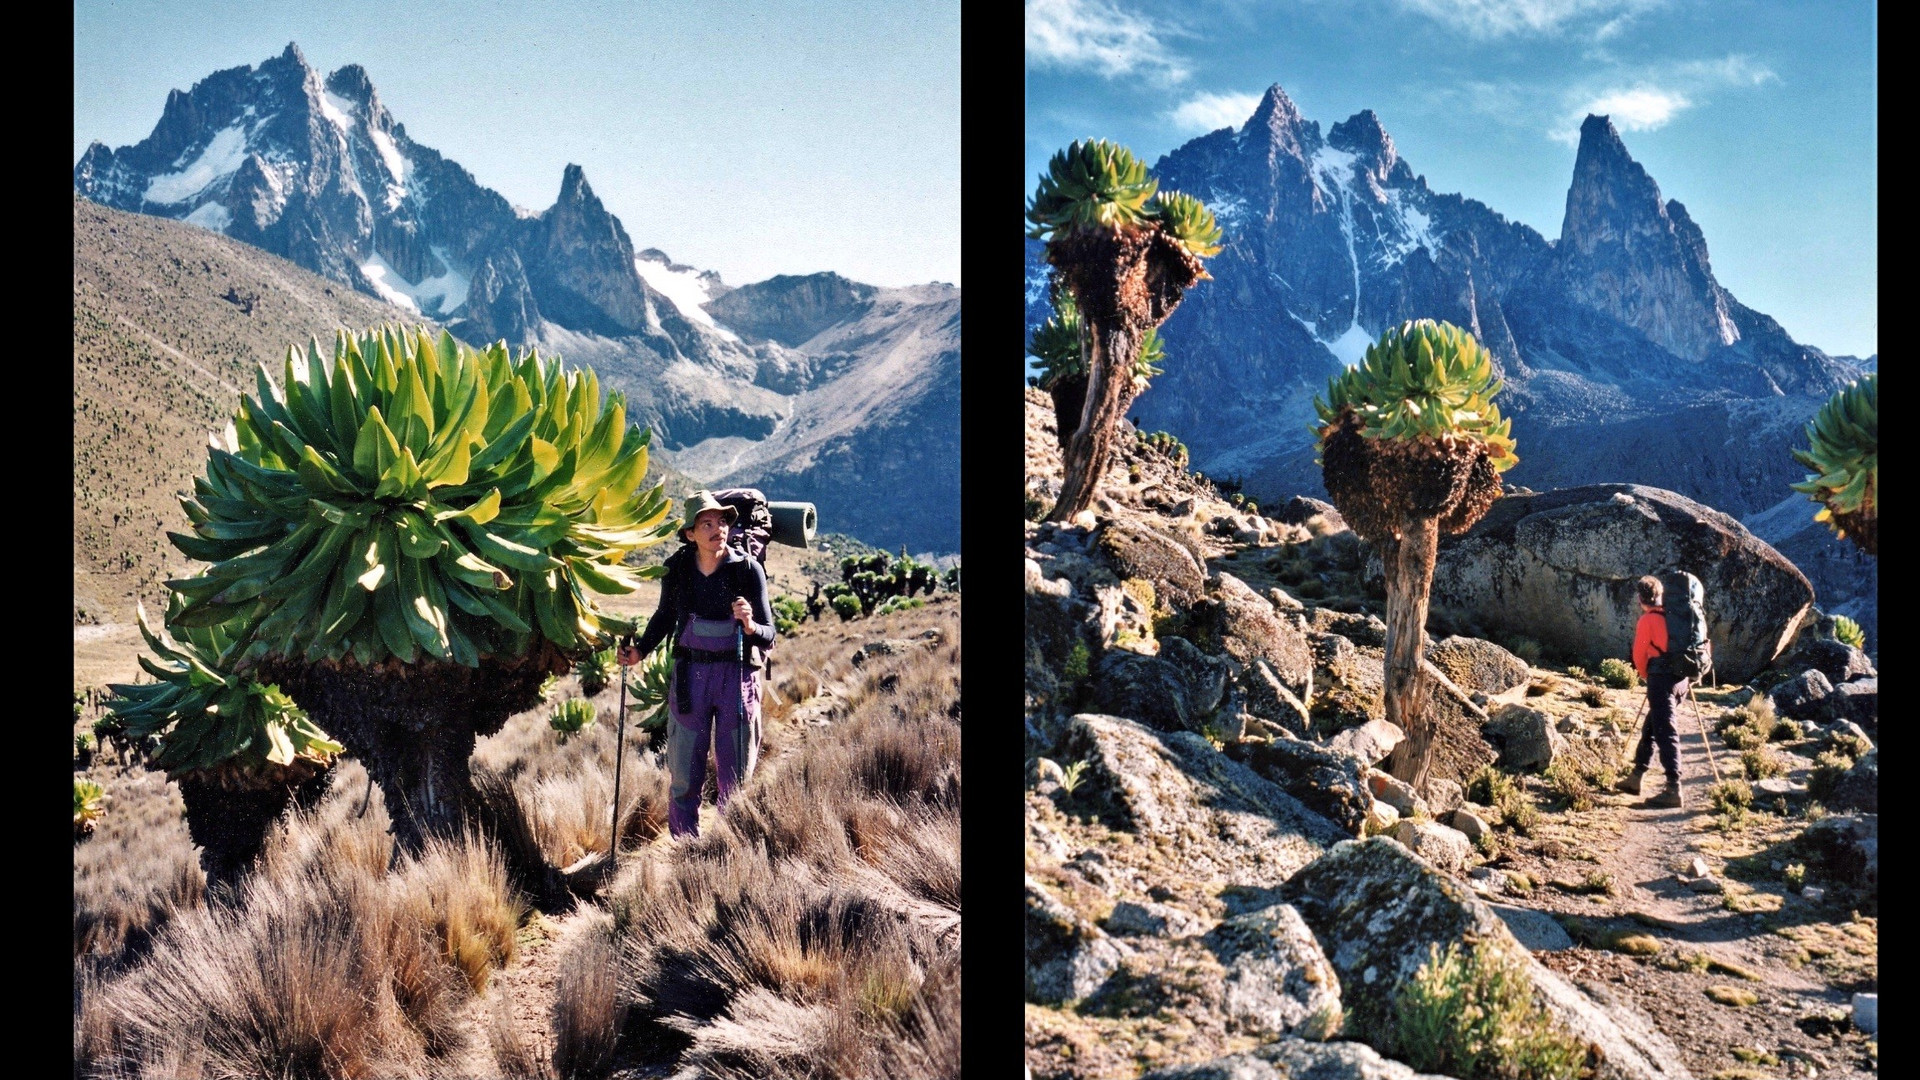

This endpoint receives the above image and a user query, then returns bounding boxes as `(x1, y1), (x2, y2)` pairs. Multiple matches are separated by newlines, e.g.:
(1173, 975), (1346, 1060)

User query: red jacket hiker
(1631, 607), (1668, 681)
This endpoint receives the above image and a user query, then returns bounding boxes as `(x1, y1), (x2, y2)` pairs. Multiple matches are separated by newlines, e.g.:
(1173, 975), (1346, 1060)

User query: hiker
(617, 491), (775, 837)
(1617, 575), (1692, 808)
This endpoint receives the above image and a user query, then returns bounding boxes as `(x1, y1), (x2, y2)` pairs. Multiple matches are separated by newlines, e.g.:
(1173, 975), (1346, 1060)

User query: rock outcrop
(1278, 839), (1692, 1080)
(1429, 484), (1812, 681)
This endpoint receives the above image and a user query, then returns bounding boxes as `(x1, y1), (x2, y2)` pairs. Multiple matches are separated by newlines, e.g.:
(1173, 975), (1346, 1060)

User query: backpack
(1651, 570), (1711, 680)
(710, 488), (774, 567)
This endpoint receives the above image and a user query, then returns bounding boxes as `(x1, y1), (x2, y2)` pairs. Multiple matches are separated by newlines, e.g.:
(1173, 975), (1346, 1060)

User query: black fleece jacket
(631, 545), (775, 659)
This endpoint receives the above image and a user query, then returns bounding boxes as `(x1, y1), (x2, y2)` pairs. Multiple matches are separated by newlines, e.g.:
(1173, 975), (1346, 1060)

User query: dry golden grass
(551, 912), (624, 1079)
(74, 771), (525, 1079)
(73, 766), (203, 973)
(593, 606), (962, 1078)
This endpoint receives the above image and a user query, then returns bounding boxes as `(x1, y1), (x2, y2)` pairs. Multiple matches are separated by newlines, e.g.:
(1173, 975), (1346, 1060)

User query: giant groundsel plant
(1790, 372), (1876, 556)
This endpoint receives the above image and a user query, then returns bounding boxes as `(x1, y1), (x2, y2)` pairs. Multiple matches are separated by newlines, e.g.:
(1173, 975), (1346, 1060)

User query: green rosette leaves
(1313, 319), (1518, 473)
(1790, 372), (1876, 550)
(1026, 139), (1159, 239)
(1148, 191), (1223, 258)
(625, 640), (675, 733)
(165, 326), (678, 667)
(106, 601), (343, 778)
(1028, 287), (1165, 390)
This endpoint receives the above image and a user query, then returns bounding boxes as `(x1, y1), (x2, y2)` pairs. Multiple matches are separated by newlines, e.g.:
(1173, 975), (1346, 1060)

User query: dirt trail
(1491, 685), (1876, 1078)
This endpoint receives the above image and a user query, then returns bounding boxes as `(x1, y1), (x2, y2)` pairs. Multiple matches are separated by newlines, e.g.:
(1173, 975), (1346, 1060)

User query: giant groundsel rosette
(168, 327), (676, 668)
(1790, 372), (1876, 555)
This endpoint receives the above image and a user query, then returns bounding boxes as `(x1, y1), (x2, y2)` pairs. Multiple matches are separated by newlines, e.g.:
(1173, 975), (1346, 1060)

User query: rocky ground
(1023, 386), (1877, 1080)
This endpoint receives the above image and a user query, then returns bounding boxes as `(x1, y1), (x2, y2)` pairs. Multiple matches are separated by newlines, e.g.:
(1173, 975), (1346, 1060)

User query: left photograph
(74, 5), (961, 1076)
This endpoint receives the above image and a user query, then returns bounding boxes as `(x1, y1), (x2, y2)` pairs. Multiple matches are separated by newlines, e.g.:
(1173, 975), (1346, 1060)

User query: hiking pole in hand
(1620, 688), (1650, 770)
(611, 643), (630, 876)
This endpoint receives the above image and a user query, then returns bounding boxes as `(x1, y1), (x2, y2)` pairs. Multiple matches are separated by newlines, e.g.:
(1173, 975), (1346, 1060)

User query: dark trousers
(1633, 673), (1689, 779)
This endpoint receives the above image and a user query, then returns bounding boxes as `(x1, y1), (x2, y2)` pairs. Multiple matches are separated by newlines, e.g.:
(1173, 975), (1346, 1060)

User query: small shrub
(830, 590), (863, 621)
(1564, 666), (1588, 681)
(1708, 779), (1754, 823)
(1294, 577), (1326, 599)
(772, 594), (808, 634)
(1741, 747), (1784, 780)
(1544, 762), (1594, 812)
(1062, 641), (1091, 683)
(1578, 686), (1608, 707)
(1826, 731), (1871, 760)
(1586, 764), (1618, 792)
(874, 595), (927, 617)
(1807, 752), (1854, 802)
(1784, 863), (1807, 891)
(1394, 940), (1587, 1079)
(1507, 799), (1540, 836)
(1578, 871), (1615, 896)
(1772, 718), (1805, 742)
(1832, 615), (1865, 649)
(1608, 933), (1660, 956)
(1525, 680), (1551, 698)
(1597, 658), (1638, 690)
(1504, 871), (1533, 895)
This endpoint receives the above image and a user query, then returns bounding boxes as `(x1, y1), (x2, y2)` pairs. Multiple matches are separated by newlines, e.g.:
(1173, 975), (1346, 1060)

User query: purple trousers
(666, 657), (762, 837)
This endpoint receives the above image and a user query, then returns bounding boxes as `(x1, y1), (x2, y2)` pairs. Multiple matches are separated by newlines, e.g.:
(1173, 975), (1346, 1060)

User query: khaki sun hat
(679, 490), (738, 537)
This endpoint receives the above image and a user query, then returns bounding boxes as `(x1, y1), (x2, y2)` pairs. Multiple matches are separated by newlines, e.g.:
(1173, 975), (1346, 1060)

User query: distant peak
(280, 42), (308, 68)
(325, 64), (375, 104)
(1246, 84), (1305, 133)
(1576, 114), (1629, 158)
(1328, 109), (1395, 165)
(560, 163), (591, 199)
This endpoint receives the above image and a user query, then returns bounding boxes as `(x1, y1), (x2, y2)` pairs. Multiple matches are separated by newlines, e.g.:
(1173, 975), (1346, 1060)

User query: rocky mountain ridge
(77, 44), (960, 551)
(1024, 86), (1870, 637)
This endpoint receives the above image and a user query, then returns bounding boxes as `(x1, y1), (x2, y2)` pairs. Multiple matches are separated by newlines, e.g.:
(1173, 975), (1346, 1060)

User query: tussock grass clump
(552, 911), (624, 1080)
(74, 768), (204, 973)
(1578, 685), (1608, 707)
(1717, 698), (1778, 751)
(607, 624), (962, 1079)
(75, 801), (518, 1078)
(1394, 939), (1589, 1079)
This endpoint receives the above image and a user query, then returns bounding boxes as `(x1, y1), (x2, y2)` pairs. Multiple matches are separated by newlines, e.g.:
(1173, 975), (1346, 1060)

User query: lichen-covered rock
(1026, 875), (1126, 1004)
(1208, 903), (1344, 1041)
(1192, 572), (1316, 696)
(1366, 770), (1428, 818)
(1106, 899), (1208, 938)
(1226, 736), (1373, 837)
(1274, 495), (1345, 530)
(1429, 484), (1812, 682)
(1141, 1039), (1456, 1080)
(1313, 634), (1386, 728)
(1823, 677), (1877, 728)
(1309, 608), (1387, 648)
(1450, 808), (1493, 844)
(1426, 778), (1465, 818)
(1089, 637), (1231, 733)
(1277, 838), (1692, 1080)
(1770, 669), (1834, 721)
(1427, 635), (1530, 694)
(1483, 703), (1565, 772)
(1098, 520), (1208, 611)
(1026, 557), (1093, 716)
(1827, 748), (1877, 813)
(1242, 658), (1313, 737)
(1326, 719), (1404, 766)
(1057, 714), (1346, 889)
(1782, 636), (1876, 686)
(1388, 819), (1471, 873)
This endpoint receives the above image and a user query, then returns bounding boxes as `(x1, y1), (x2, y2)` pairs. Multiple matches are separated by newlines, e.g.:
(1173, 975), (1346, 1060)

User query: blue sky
(1026, 0), (1876, 358)
(75, 0), (960, 289)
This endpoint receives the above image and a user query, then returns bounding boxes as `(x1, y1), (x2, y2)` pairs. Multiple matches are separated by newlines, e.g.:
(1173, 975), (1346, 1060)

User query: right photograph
(1023, 2), (1877, 1077)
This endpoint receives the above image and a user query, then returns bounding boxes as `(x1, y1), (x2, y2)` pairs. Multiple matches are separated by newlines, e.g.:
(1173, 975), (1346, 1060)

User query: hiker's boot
(1648, 776), (1686, 809)
(1615, 766), (1649, 796)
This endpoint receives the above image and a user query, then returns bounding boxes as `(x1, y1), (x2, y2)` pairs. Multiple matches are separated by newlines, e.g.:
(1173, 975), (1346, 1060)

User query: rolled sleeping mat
(769, 502), (817, 548)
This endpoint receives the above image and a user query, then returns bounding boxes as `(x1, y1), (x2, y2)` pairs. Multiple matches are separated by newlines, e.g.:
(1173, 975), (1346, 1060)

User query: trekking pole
(611, 646), (629, 875)
(1620, 688), (1650, 769)
(1688, 679), (1722, 785)
(736, 621), (749, 771)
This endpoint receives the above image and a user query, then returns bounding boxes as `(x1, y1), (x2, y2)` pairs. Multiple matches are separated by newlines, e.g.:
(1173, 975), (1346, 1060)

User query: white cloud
(1394, 0), (1662, 39)
(1548, 54), (1776, 144)
(1026, 0), (1189, 83)
(1166, 91), (1263, 133)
